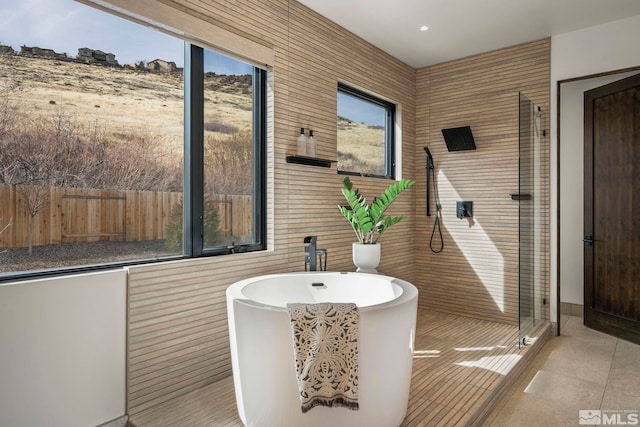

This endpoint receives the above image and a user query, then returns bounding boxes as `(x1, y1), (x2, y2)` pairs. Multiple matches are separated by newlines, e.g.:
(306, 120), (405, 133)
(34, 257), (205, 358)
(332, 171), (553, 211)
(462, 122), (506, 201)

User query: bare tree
(0, 59), (58, 254)
(5, 129), (60, 255)
(0, 216), (12, 254)
(17, 185), (49, 255)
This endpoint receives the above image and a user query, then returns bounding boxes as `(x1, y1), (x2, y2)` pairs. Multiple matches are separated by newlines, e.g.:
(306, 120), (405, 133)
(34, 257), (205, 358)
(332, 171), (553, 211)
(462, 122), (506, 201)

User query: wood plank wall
(414, 39), (551, 324)
(123, 0), (417, 416)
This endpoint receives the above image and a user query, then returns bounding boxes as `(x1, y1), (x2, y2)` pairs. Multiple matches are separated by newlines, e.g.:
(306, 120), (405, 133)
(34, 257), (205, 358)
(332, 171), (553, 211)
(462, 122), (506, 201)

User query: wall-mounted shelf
(510, 193), (532, 201)
(286, 155), (337, 168)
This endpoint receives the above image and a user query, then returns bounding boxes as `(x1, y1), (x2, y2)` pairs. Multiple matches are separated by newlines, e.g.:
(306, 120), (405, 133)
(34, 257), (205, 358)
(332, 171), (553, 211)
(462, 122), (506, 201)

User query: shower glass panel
(518, 92), (546, 347)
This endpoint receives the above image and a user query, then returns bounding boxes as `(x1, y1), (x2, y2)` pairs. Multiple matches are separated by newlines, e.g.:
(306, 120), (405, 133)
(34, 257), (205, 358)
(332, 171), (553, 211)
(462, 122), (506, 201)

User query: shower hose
(429, 164), (444, 253)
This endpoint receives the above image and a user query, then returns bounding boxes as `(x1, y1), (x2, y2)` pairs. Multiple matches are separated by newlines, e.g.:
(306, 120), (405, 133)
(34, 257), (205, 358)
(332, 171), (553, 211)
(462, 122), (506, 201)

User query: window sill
(337, 170), (393, 180)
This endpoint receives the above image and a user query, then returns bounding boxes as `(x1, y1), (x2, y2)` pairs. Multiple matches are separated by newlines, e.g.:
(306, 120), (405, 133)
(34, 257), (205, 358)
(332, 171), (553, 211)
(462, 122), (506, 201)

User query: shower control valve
(456, 201), (473, 220)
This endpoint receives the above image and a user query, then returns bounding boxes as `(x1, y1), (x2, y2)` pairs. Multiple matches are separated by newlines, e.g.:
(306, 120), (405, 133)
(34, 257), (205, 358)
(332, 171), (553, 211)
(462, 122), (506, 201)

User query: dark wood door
(584, 72), (640, 344)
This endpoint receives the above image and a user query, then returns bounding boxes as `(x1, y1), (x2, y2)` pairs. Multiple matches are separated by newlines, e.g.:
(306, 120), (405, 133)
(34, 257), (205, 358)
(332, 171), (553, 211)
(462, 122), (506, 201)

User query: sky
(0, 0), (251, 75)
(338, 92), (386, 127)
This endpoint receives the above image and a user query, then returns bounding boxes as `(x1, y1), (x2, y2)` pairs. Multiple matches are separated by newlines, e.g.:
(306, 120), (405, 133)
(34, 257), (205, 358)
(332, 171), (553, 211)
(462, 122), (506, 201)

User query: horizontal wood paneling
(122, 0), (417, 417)
(126, 253), (290, 415)
(415, 39), (551, 324)
(120, 1), (550, 418)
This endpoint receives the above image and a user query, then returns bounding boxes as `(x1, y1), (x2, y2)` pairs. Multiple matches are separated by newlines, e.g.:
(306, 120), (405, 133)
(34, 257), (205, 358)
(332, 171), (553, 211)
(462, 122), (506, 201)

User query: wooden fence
(0, 184), (252, 248)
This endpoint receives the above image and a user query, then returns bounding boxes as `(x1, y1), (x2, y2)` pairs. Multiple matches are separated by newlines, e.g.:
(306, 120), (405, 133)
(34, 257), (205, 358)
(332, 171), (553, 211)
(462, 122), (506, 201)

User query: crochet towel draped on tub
(286, 302), (360, 413)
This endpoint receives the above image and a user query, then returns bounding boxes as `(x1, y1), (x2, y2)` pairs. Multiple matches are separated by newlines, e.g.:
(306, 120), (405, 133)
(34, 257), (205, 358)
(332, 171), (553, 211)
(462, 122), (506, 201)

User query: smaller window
(337, 83), (396, 178)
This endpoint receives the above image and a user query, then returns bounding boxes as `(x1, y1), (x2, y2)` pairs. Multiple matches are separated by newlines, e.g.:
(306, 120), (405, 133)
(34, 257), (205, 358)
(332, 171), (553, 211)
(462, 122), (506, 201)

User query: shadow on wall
(419, 169), (517, 324)
(422, 224), (513, 323)
(438, 170), (505, 313)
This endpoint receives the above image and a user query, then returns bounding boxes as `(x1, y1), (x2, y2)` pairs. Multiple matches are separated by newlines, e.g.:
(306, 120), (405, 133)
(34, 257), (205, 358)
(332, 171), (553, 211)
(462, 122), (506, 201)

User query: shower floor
(129, 309), (550, 427)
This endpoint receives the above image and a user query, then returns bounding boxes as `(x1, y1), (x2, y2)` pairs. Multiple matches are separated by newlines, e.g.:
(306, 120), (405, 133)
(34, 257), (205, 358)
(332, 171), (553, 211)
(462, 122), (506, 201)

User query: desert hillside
(2, 55), (252, 157)
(337, 115), (386, 174)
(1, 54), (382, 177)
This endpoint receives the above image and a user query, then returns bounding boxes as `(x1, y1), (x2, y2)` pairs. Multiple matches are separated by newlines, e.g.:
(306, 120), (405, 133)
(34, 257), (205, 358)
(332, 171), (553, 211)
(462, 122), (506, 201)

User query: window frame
(337, 82), (396, 179)
(185, 43), (267, 257)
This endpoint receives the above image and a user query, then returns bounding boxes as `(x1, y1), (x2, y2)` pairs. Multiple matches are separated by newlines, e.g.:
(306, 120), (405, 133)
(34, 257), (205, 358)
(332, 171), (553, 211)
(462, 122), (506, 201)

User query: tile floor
(484, 315), (640, 426)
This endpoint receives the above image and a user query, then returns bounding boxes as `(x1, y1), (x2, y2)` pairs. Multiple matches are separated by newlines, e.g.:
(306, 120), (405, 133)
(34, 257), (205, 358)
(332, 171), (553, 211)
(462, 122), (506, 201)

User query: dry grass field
(337, 115), (386, 174)
(4, 55), (380, 174)
(1, 54), (258, 195)
(5, 55), (252, 159)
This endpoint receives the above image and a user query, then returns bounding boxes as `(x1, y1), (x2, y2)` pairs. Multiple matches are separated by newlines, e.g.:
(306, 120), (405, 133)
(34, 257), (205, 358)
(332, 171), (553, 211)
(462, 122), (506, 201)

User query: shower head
(441, 126), (476, 151)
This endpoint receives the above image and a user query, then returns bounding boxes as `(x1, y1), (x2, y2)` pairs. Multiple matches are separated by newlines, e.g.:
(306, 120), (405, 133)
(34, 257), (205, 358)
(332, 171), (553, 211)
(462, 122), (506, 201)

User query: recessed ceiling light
(420, 25), (429, 31)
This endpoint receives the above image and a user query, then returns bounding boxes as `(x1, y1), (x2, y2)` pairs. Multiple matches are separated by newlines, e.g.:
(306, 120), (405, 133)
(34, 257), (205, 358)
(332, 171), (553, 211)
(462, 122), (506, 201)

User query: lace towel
(286, 302), (360, 413)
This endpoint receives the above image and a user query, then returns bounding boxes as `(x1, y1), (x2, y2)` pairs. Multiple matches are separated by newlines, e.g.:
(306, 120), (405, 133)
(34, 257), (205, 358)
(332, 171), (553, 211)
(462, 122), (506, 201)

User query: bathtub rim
(226, 271), (418, 313)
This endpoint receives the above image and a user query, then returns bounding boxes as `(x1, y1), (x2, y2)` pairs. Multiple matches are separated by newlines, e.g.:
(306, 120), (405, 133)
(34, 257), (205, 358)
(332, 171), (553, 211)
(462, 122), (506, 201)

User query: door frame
(556, 65), (640, 336)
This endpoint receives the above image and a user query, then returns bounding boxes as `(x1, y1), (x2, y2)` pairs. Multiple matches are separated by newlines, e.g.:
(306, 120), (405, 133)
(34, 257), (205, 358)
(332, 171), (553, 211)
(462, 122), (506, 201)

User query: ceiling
(296, 0), (640, 69)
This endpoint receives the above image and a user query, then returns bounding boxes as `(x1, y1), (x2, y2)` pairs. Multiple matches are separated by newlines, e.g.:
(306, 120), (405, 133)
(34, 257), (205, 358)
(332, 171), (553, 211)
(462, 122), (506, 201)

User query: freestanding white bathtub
(226, 272), (418, 427)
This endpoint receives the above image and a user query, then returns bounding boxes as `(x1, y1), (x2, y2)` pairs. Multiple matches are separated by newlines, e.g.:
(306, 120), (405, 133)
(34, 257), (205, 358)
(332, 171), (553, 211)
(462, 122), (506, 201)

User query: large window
(0, 0), (266, 278)
(337, 83), (396, 178)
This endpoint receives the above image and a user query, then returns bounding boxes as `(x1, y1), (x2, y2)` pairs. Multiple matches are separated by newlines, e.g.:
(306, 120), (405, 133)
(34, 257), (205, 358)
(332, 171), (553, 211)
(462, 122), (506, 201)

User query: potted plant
(338, 176), (415, 273)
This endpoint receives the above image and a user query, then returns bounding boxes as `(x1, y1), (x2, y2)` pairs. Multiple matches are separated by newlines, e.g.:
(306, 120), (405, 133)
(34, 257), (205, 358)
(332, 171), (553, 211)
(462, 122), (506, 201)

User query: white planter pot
(352, 243), (381, 274)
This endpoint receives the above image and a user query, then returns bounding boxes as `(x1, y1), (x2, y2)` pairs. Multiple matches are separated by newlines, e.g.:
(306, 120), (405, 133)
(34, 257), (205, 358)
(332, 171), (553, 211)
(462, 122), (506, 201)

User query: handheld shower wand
(424, 147), (434, 216)
(424, 146), (443, 253)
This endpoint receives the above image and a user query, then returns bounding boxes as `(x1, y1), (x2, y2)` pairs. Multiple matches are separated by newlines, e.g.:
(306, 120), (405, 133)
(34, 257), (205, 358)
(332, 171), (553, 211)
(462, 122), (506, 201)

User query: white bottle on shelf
(296, 127), (307, 156)
(307, 130), (317, 157)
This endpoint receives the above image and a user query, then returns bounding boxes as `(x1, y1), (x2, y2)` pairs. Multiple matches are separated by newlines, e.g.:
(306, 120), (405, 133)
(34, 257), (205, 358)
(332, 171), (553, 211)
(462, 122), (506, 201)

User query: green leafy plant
(338, 176), (415, 244)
